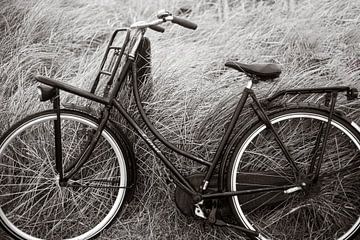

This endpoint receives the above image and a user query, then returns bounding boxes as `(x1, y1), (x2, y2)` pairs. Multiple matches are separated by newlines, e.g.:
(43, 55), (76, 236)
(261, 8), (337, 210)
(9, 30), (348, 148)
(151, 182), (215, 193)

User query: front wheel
(0, 110), (133, 240)
(227, 107), (360, 240)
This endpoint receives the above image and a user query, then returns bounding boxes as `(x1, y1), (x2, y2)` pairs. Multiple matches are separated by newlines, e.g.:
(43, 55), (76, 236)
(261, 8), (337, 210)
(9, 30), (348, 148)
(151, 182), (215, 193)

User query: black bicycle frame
(38, 57), (298, 199)
(111, 61), (301, 197)
(35, 31), (355, 200)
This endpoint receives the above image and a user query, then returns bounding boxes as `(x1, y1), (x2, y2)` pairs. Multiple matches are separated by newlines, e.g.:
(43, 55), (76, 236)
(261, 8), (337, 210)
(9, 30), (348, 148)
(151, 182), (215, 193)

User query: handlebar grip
(149, 25), (165, 33)
(171, 16), (197, 30)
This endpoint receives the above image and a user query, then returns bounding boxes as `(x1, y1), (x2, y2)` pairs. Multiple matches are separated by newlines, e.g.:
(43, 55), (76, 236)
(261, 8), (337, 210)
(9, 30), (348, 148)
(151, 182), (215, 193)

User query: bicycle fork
(53, 88), (64, 180)
(52, 91), (111, 183)
(64, 109), (111, 182)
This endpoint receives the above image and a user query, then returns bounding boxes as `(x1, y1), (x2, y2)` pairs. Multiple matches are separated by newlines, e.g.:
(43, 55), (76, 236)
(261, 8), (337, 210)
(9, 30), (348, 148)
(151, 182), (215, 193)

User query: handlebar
(130, 10), (197, 33)
(149, 24), (165, 33)
(170, 16), (197, 30)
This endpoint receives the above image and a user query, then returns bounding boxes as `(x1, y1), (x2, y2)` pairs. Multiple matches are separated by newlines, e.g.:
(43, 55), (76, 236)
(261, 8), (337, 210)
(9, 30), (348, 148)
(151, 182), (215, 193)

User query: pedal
(194, 201), (206, 219)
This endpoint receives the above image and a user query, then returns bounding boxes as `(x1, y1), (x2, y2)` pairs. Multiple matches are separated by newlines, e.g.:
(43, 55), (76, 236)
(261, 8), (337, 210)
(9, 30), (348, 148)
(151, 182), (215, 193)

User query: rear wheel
(0, 110), (132, 240)
(227, 107), (360, 240)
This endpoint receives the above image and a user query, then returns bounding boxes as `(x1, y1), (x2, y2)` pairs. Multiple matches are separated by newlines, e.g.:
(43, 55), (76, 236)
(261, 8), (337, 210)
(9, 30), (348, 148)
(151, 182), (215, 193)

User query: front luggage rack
(90, 28), (131, 97)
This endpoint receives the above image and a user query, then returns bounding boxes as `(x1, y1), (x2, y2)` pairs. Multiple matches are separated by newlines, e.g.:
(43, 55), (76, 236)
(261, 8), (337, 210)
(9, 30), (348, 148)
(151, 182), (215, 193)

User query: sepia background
(0, 0), (359, 239)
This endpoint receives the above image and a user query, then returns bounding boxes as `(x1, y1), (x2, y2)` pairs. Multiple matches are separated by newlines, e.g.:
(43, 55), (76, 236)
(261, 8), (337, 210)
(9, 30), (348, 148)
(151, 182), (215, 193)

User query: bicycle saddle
(225, 61), (281, 80)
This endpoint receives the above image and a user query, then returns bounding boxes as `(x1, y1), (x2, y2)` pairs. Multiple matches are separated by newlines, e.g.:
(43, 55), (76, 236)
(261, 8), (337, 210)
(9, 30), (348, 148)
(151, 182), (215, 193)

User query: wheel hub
(55, 174), (68, 187)
(304, 179), (323, 197)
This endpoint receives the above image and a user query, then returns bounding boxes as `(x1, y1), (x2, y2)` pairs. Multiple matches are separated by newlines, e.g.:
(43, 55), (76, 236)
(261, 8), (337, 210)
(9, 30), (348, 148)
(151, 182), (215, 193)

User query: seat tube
(202, 84), (252, 191)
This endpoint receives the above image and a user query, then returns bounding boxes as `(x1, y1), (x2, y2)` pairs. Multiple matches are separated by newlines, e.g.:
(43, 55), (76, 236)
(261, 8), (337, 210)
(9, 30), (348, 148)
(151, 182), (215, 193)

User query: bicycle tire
(0, 109), (133, 240)
(227, 106), (360, 240)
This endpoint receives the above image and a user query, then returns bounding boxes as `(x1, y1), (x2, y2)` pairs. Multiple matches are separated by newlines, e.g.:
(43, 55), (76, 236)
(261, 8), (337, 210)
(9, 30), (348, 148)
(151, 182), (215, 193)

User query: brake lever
(157, 9), (171, 19)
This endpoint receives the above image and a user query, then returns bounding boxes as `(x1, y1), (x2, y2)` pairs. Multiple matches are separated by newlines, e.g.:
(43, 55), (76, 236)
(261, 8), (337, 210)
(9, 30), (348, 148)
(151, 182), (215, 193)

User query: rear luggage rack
(262, 86), (359, 110)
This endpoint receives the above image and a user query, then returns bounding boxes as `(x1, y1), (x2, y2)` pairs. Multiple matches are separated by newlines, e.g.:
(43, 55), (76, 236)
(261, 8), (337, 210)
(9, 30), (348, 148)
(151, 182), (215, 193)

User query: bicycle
(0, 10), (359, 240)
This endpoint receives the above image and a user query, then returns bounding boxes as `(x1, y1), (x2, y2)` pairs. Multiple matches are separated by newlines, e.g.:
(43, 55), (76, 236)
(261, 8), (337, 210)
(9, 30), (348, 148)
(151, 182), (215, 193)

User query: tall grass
(0, 0), (359, 239)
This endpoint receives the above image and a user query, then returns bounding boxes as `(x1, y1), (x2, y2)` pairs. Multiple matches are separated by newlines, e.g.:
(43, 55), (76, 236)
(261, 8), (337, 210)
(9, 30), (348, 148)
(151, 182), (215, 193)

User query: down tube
(112, 100), (196, 194)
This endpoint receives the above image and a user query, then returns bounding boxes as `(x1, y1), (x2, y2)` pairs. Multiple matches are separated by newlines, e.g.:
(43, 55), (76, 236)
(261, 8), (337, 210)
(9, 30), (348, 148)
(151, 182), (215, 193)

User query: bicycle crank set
(174, 173), (231, 218)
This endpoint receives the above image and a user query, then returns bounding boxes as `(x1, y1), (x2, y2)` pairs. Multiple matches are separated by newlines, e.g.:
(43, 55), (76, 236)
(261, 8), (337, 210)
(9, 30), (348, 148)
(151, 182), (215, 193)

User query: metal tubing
(202, 184), (296, 199)
(108, 60), (132, 100)
(266, 86), (350, 103)
(50, 58), (132, 181)
(90, 28), (129, 94)
(307, 123), (325, 174)
(35, 76), (110, 105)
(112, 99), (196, 194)
(129, 31), (144, 60)
(312, 92), (337, 182)
(131, 62), (211, 166)
(250, 91), (300, 178)
(63, 108), (111, 180)
(53, 89), (63, 179)
(203, 89), (251, 190)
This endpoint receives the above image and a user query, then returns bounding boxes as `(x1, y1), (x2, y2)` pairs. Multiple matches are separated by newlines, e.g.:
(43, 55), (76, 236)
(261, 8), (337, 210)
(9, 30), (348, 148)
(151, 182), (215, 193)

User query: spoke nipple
(301, 182), (306, 187)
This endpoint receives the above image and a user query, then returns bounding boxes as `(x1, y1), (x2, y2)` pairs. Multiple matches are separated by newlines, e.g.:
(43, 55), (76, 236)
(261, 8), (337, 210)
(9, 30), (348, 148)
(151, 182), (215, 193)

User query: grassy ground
(0, 0), (359, 239)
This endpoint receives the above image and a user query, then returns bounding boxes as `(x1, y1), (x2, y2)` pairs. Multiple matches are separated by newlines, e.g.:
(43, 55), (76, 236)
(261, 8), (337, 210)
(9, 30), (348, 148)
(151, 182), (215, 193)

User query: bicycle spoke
(230, 110), (360, 240)
(0, 112), (129, 239)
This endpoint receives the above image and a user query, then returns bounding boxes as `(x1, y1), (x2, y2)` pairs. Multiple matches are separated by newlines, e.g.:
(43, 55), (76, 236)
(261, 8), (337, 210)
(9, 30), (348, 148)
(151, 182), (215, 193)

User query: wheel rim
(0, 113), (127, 240)
(230, 112), (360, 240)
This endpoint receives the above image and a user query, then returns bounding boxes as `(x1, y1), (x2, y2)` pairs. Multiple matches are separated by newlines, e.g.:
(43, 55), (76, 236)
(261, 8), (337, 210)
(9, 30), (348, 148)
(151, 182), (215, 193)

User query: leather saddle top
(225, 61), (282, 80)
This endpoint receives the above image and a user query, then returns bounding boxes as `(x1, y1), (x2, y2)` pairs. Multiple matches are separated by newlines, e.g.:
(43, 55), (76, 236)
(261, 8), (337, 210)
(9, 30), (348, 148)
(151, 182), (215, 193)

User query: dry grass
(0, 0), (359, 239)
